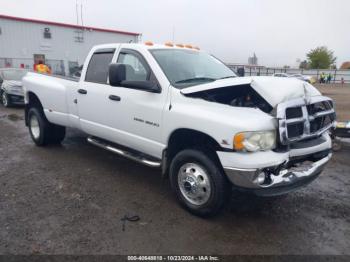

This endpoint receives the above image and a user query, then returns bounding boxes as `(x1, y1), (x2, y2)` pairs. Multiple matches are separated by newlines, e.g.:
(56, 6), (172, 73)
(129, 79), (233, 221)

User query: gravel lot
(316, 83), (350, 121)
(0, 103), (349, 255)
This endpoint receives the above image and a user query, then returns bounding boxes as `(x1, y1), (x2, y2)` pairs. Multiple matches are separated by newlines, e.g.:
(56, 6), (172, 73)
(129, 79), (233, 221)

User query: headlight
(233, 131), (276, 152)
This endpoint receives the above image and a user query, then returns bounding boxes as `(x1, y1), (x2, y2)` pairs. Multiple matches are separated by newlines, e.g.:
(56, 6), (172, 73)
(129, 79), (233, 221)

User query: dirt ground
(315, 83), (350, 121)
(0, 93), (350, 255)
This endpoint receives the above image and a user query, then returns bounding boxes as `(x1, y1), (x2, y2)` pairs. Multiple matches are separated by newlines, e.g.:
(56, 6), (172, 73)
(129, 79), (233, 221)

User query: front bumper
(218, 133), (332, 196)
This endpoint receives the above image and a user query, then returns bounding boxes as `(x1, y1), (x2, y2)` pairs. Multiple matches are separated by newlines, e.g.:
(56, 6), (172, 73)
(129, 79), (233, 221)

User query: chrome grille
(277, 96), (336, 145)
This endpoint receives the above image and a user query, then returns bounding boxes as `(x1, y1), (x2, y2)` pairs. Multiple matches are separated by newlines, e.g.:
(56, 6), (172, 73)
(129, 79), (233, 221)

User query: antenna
(75, 0), (79, 26)
(80, 2), (84, 28)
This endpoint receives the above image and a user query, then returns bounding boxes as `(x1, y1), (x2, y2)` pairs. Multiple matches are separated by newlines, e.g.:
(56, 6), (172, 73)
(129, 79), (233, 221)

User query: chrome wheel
(29, 114), (40, 140)
(2, 92), (8, 107)
(178, 163), (212, 206)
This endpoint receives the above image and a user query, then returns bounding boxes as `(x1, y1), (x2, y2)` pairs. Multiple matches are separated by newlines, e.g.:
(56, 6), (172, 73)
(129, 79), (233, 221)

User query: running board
(87, 137), (161, 168)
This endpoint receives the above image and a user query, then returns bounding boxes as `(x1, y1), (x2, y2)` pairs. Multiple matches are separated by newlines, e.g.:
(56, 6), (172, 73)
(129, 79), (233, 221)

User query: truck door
(106, 48), (168, 158)
(77, 48), (121, 138)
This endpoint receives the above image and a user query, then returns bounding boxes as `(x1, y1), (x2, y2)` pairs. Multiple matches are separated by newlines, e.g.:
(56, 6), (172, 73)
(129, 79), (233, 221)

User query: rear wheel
(170, 149), (231, 217)
(28, 107), (66, 146)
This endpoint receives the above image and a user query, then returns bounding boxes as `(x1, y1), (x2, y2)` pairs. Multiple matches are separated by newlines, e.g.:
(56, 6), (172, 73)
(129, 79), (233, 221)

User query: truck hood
(1, 80), (24, 95)
(180, 76), (320, 108)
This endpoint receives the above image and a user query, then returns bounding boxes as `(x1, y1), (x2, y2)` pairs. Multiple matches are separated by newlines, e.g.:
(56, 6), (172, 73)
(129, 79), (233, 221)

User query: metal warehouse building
(0, 14), (140, 76)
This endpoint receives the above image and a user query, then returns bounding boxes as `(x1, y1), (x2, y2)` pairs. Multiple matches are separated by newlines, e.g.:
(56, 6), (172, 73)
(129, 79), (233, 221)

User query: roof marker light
(144, 41), (154, 46)
(164, 42), (174, 47)
(193, 46), (200, 50)
(175, 44), (184, 48)
(185, 44), (193, 49)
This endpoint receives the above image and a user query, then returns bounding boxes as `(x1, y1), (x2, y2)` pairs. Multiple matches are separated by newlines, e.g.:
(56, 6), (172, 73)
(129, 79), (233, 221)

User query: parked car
(290, 74), (316, 84)
(272, 73), (291, 78)
(0, 68), (28, 107)
(273, 72), (316, 84)
(22, 43), (336, 217)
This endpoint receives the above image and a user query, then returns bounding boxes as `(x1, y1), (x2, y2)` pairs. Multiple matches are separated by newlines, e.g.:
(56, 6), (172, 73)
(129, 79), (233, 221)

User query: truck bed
(23, 72), (80, 127)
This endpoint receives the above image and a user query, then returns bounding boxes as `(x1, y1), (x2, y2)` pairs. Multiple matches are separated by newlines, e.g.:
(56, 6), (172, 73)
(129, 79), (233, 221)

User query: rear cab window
(85, 48), (115, 84)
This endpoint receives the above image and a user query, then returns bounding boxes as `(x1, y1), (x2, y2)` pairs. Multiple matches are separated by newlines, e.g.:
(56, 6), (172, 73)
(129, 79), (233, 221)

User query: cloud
(0, 0), (348, 66)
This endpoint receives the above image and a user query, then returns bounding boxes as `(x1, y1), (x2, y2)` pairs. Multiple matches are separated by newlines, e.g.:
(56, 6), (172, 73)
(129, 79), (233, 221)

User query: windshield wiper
(218, 75), (236, 80)
(175, 77), (217, 84)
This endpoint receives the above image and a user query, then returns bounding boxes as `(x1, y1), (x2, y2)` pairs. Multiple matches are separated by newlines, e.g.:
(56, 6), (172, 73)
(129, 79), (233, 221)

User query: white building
(0, 14), (140, 76)
(248, 53), (258, 65)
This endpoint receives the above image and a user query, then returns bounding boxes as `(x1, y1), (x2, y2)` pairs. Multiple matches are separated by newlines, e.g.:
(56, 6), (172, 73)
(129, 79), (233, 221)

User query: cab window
(85, 49), (115, 84)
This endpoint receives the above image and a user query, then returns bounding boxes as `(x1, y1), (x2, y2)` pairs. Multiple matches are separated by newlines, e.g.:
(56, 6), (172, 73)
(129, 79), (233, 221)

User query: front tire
(169, 149), (231, 217)
(28, 107), (66, 146)
(1, 91), (11, 107)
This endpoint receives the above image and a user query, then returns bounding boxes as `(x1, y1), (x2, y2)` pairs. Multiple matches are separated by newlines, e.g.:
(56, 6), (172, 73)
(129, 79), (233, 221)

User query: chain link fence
(227, 64), (350, 84)
(2, 57), (349, 83)
(0, 57), (65, 75)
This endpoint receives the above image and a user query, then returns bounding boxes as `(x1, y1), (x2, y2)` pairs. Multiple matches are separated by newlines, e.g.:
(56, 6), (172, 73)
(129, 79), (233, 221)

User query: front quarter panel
(162, 88), (277, 150)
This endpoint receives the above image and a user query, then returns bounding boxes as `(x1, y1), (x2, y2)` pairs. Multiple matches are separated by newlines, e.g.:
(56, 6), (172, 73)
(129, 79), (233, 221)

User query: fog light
(255, 172), (266, 185)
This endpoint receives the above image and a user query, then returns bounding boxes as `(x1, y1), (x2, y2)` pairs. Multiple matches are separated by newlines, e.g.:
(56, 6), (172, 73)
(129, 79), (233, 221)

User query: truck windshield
(150, 49), (236, 89)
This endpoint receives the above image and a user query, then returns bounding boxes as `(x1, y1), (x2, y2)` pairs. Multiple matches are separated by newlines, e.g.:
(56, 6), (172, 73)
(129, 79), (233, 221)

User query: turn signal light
(144, 41), (154, 46)
(233, 133), (245, 150)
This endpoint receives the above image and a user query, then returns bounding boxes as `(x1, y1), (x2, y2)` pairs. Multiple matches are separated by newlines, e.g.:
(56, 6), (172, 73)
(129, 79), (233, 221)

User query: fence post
(258, 67), (261, 76)
(249, 67), (252, 76)
(333, 69), (337, 84)
(316, 69), (319, 81)
(266, 68), (269, 76)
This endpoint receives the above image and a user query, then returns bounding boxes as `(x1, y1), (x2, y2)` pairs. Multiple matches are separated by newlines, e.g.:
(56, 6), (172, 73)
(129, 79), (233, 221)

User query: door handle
(78, 89), (87, 94)
(109, 95), (121, 101)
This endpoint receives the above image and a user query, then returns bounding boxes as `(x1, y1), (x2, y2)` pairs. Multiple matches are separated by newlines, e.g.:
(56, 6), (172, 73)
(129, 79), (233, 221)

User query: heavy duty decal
(134, 117), (159, 127)
(134, 117), (144, 123)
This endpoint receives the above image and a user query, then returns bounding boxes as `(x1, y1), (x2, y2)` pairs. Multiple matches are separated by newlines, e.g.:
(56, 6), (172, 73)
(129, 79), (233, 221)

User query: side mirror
(109, 63), (160, 93)
(109, 63), (126, 86)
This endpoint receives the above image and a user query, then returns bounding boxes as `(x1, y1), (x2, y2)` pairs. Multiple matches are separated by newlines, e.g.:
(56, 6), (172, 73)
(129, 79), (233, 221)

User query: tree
(299, 60), (309, 69)
(340, 61), (350, 69)
(306, 46), (336, 69)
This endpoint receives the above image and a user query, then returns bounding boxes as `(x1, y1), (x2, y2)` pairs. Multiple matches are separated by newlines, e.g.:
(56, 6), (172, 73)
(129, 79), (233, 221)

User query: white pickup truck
(23, 43), (336, 216)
